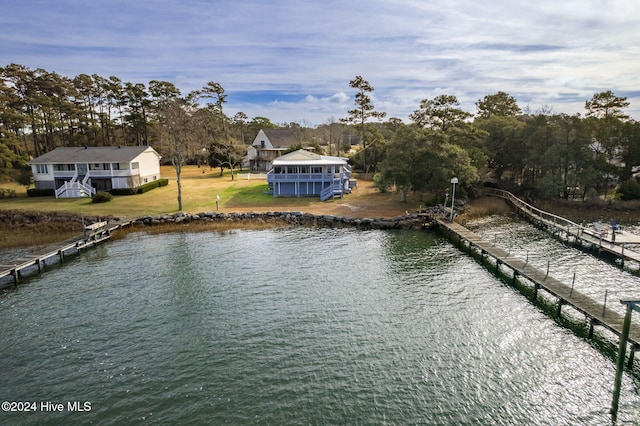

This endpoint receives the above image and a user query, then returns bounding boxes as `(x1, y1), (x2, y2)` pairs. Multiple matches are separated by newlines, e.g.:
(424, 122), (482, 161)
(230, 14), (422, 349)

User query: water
(1, 224), (640, 425)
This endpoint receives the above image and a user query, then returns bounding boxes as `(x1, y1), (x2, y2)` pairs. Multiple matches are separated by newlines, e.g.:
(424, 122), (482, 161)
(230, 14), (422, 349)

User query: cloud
(2, 0), (640, 124)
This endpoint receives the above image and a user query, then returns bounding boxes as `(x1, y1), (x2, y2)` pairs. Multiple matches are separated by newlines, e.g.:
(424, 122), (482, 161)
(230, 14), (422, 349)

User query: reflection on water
(0, 226), (639, 424)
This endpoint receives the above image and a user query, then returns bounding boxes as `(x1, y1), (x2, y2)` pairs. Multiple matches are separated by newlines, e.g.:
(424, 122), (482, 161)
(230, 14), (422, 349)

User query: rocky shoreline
(132, 210), (435, 230)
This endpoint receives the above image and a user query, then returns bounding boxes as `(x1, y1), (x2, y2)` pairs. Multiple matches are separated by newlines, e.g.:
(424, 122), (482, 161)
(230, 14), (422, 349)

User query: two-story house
(29, 146), (162, 198)
(246, 129), (299, 171)
(267, 149), (353, 201)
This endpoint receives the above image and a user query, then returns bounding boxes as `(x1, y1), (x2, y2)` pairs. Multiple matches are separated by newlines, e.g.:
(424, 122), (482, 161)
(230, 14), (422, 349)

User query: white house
(246, 129), (299, 171)
(29, 146), (162, 198)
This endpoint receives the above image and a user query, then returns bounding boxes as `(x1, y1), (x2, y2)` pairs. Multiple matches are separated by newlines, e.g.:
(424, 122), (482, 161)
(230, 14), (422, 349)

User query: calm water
(1, 222), (640, 425)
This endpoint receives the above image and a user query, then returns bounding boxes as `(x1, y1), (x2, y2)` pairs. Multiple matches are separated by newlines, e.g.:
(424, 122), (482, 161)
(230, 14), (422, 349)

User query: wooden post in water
(628, 343), (638, 369)
(570, 273), (576, 297)
(58, 249), (64, 263)
(556, 300), (564, 318)
(611, 301), (639, 421)
(603, 290), (608, 317)
(533, 283), (539, 301)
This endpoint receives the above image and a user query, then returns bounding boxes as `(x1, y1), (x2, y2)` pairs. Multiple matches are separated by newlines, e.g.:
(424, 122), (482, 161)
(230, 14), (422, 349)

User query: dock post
(603, 290), (608, 317)
(589, 318), (596, 339)
(611, 303), (633, 421)
(58, 249), (64, 263)
(556, 300), (564, 318)
(512, 271), (518, 285)
(533, 283), (539, 301)
(570, 273), (576, 296)
(36, 258), (42, 273)
(545, 260), (550, 280)
(628, 343), (637, 369)
(496, 258), (501, 274)
(11, 268), (18, 287)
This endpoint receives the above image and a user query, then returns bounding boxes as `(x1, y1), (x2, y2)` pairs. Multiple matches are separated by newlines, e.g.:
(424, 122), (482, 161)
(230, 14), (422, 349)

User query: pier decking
(487, 188), (640, 268)
(0, 219), (132, 288)
(437, 217), (640, 367)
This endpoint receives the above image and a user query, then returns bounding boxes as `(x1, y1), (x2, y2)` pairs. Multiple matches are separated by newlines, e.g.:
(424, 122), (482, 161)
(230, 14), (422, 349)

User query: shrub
(110, 188), (136, 195)
(617, 180), (640, 201)
(92, 191), (113, 203)
(137, 178), (169, 194)
(27, 188), (55, 197)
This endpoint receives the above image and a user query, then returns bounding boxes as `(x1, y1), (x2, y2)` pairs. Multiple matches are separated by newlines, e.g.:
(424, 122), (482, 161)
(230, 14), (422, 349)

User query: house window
(261, 141), (265, 148)
(311, 166), (322, 174)
(36, 164), (49, 174)
(67, 164), (75, 171)
(132, 162), (139, 169)
(287, 167), (296, 174)
(112, 163), (120, 170)
(299, 167), (309, 174)
(103, 163), (111, 170)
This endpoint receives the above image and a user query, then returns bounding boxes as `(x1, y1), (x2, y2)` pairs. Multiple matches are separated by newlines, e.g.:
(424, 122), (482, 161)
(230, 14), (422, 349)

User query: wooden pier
(0, 219), (132, 289)
(436, 217), (640, 368)
(487, 188), (640, 269)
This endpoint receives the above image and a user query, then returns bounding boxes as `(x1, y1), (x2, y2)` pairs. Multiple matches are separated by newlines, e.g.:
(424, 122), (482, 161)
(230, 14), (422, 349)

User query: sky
(2, 0), (640, 125)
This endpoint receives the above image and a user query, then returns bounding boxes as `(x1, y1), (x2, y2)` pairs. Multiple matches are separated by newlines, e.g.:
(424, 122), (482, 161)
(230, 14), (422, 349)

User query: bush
(27, 188), (55, 197)
(617, 180), (640, 201)
(110, 188), (136, 195)
(137, 178), (169, 194)
(92, 191), (113, 203)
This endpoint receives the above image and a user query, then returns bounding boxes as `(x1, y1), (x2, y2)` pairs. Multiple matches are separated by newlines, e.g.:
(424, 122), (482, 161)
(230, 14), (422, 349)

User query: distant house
(29, 146), (162, 198)
(246, 129), (299, 171)
(267, 149), (353, 201)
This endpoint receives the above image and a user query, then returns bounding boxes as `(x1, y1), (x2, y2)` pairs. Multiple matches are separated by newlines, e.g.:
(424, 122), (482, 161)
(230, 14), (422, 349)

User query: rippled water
(1, 225), (640, 425)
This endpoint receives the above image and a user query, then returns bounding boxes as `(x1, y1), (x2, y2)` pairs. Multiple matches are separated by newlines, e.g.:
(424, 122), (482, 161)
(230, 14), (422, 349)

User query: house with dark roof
(29, 146), (162, 198)
(267, 149), (353, 200)
(246, 129), (299, 171)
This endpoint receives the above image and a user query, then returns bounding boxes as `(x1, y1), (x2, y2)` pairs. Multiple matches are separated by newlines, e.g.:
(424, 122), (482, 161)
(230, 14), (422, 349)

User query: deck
(437, 218), (640, 362)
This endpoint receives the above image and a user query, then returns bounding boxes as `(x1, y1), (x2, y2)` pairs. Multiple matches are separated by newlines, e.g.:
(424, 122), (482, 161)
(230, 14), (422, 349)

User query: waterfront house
(267, 149), (353, 200)
(246, 129), (299, 171)
(29, 146), (162, 198)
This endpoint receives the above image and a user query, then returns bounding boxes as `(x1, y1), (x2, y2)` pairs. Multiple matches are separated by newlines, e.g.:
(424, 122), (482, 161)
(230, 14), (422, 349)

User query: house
(267, 149), (353, 201)
(246, 129), (299, 171)
(29, 146), (162, 198)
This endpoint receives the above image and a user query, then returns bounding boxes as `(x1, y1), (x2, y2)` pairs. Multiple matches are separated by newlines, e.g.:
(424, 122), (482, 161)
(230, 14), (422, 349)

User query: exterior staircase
(55, 171), (96, 198)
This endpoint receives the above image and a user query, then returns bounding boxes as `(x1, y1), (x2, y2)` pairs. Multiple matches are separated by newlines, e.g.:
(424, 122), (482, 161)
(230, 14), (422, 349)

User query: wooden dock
(437, 217), (640, 368)
(0, 219), (133, 288)
(486, 188), (640, 269)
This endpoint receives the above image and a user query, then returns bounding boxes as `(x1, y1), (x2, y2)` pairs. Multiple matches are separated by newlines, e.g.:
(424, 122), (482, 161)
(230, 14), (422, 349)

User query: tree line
(2, 63), (639, 204)
(342, 76), (639, 203)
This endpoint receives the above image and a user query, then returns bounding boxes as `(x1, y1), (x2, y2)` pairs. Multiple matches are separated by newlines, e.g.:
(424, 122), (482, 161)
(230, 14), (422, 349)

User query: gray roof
(256, 129), (299, 148)
(29, 146), (160, 164)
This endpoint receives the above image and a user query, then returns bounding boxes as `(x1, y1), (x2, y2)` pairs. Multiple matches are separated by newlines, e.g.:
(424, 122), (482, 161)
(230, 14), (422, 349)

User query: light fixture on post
(450, 177), (458, 221)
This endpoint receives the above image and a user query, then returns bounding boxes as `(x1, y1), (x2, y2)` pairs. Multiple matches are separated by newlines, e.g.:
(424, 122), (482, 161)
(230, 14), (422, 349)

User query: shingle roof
(273, 149), (347, 166)
(29, 146), (160, 164)
(258, 129), (299, 148)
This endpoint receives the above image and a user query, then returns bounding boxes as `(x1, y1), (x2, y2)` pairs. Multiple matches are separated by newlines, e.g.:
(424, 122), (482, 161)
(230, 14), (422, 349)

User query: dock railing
(486, 188), (605, 240)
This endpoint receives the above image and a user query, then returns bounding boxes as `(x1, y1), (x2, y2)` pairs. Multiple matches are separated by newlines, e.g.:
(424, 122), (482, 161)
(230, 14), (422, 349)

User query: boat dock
(436, 217), (640, 368)
(0, 219), (132, 288)
(487, 188), (640, 269)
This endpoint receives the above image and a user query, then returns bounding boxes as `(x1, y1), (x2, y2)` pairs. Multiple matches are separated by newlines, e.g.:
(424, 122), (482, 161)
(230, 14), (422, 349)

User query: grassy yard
(0, 165), (421, 219)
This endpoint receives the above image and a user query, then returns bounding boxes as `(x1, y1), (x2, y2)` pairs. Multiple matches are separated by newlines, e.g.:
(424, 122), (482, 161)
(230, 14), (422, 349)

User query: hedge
(109, 178), (169, 196)
(27, 188), (55, 197)
(92, 191), (113, 203)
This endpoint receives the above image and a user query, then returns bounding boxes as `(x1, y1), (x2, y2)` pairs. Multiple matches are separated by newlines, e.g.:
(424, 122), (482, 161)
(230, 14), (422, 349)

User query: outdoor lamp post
(450, 177), (458, 221)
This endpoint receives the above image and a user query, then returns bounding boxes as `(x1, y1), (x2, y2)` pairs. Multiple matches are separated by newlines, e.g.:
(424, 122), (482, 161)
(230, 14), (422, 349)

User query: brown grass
(0, 222), (81, 251)
(459, 197), (512, 220)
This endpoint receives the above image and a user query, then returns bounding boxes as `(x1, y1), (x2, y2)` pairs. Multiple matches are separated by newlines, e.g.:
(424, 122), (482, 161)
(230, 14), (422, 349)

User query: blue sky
(2, 0), (639, 125)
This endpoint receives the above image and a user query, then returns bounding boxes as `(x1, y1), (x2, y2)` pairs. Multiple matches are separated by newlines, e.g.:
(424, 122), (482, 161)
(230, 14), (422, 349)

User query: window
(103, 163), (111, 170)
(36, 164), (49, 174)
(299, 167), (309, 174)
(67, 164), (75, 171)
(112, 163), (120, 170)
(311, 166), (322, 174)
(287, 167), (296, 174)
(132, 162), (139, 169)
